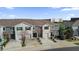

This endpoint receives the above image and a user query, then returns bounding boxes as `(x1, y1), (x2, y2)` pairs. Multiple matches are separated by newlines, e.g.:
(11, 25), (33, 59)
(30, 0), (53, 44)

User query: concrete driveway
(3, 38), (78, 51)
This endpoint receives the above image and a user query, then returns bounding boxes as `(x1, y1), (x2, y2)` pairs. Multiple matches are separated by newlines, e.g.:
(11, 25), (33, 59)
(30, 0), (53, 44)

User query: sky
(0, 7), (79, 20)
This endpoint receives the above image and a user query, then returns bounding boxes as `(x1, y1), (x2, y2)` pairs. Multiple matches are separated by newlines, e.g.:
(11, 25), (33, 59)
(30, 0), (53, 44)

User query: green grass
(65, 39), (79, 45)
(74, 43), (79, 45)
(66, 39), (75, 42)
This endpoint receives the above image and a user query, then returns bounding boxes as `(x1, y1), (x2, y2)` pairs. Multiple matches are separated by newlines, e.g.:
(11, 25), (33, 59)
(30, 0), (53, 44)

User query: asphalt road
(43, 46), (79, 51)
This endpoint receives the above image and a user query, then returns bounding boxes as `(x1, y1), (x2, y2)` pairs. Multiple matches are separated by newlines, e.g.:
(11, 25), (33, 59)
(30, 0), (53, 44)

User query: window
(17, 27), (23, 30)
(3, 28), (5, 31)
(25, 27), (31, 30)
(51, 26), (54, 28)
(33, 27), (35, 29)
(44, 26), (49, 29)
(3, 27), (14, 31)
(33, 26), (35, 29)
(55, 24), (58, 27)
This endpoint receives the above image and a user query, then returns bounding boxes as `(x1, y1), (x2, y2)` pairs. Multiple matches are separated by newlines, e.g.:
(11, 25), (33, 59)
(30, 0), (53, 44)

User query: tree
(64, 27), (73, 39)
(59, 22), (65, 40)
(59, 22), (73, 40)
(21, 33), (26, 47)
(20, 31), (28, 47)
(3, 32), (10, 47)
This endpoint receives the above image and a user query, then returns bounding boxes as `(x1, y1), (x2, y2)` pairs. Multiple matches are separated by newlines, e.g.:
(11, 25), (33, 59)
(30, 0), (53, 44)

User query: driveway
(3, 38), (78, 51)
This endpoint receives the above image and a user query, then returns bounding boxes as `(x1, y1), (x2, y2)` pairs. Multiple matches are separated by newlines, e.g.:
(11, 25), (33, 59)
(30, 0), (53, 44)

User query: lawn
(66, 39), (77, 42)
(74, 43), (79, 45)
(66, 39), (79, 45)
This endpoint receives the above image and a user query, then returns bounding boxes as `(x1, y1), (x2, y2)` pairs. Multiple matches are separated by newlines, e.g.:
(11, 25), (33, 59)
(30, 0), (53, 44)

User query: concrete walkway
(3, 38), (78, 51)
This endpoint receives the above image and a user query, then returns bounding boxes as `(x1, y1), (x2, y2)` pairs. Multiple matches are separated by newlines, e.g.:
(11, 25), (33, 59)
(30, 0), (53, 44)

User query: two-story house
(0, 19), (50, 41)
(72, 20), (79, 36)
(42, 22), (60, 39)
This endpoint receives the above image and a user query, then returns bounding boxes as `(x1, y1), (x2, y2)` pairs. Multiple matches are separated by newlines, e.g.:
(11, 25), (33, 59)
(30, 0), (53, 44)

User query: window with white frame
(17, 27), (23, 31)
(25, 27), (31, 30)
(44, 26), (49, 29)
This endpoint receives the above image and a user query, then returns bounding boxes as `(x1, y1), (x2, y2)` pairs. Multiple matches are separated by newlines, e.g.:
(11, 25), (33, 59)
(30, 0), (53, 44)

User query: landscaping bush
(3, 32), (10, 47)
(21, 36), (26, 47)
(37, 38), (42, 45)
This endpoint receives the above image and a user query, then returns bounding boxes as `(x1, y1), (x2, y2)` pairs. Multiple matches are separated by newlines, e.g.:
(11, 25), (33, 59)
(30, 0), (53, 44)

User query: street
(43, 46), (79, 51)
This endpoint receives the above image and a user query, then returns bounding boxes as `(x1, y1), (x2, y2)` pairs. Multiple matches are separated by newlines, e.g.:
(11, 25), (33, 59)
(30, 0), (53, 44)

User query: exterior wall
(0, 26), (3, 40)
(72, 26), (78, 36)
(42, 23), (59, 39)
(15, 23), (33, 41)
(51, 30), (59, 36)
(33, 25), (42, 38)
(50, 24), (59, 36)
(42, 24), (50, 39)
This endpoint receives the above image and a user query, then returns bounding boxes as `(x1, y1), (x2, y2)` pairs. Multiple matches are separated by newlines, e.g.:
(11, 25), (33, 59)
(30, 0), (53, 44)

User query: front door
(33, 33), (37, 37)
(10, 30), (15, 39)
(10, 34), (15, 39)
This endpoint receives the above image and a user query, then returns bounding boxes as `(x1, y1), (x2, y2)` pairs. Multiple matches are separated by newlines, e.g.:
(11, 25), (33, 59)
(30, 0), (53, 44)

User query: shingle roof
(72, 20), (79, 26)
(0, 19), (50, 26)
(71, 18), (79, 22)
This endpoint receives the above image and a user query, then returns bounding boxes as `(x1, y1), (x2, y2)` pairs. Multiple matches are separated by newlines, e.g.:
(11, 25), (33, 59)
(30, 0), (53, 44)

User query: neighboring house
(0, 21), (31, 41)
(71, 18), (79, 22)
(15, 22), (33, 41)
(42, 22), (60, 39)
(71, 18), (79, 36)
(50, 22), (60, 37)
(63, 20), (72, 28)
(33, 25), (42, 38)
(0, 26), (4, 40)
(30, 19), (50, 38)
(63, 19), (79, 37)
(42, 23), (50, 39)
(72, 20), (79, 36)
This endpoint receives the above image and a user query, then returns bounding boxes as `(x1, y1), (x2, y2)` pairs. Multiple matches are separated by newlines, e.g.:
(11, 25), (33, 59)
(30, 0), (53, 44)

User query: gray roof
(72, 20), (79, 26)
(0, 19), (50, 26)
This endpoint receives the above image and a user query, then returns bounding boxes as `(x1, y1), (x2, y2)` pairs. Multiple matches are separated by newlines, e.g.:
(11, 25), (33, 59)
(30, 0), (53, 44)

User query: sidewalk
(3, 38), (78, 51)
